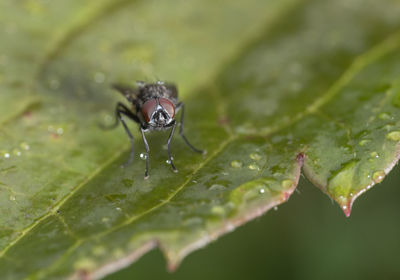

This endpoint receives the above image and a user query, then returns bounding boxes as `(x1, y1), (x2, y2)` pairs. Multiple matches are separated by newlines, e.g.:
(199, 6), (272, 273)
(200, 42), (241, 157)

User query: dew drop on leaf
(378, 112), (391, 120)
(248, 163), (260, 171)
(370, 151), (379, 158)
(230, 160), (243, 168)
(372, 171), (385, 183)
(358, 139), (371, 146)
(281, 180), (293, 189)
(209, 184), (225, 191)
(386, 131), (400, 141)
(249, 152), (262, 161)
(12, 149), (21, 156)
(20, 142), (30, 150)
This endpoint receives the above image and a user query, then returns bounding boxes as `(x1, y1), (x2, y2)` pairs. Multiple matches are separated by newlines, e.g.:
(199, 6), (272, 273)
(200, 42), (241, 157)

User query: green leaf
(1, 0), (400, 279)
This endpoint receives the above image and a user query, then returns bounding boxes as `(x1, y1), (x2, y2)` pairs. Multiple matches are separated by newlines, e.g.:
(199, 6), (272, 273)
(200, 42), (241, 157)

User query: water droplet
(248, 163), (260, 171)
(94, 72), (105, 83)
(372, 171), (385, 183)
(259, 188), (265, 194)
(20, 142), (30, 150)
(378, 112), (391, 120)
(112, 248), (124, 258)
(183, 217), (203, 227)
(101, 217), (110, 223)
(211, 206), (225, 216)
(358, 139), (371, 146)
(370, 152), (379, 158)
(249, 152), (262, 161)
(140, 153), (147, 160)
(74, 257), (96, 270)
(192, 180), (198, 183)
(116, 207), (121, 211)
(386, 131), (400, 141)
(230, 160), (243, 168)
(221, 171), (229, 176)
(9, 195), (16, 201)
(103, 114), (113, 125)
(273, 206), (278, 211)
(48, 125), (54, 133)
(349, 192), (354, 197)
(12, 149), (21, 156)
(342, 205), (347, 210)
(57, 127), (64, 135)
(4, 152), (10, 159)
(209, 184), (225, 191)
(92, 246), (106, 257)
(384, 124), (394, 131)
(166, 159), (171, 164)
(281, 180), (293, 189)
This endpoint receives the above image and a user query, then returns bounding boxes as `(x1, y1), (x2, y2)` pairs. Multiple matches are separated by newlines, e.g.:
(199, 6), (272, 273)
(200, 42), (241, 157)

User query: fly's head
(141, 97), (175, 128)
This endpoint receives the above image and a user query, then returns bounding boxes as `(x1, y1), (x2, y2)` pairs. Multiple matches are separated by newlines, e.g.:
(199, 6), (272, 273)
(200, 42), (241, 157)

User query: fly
(103, 81), (205, 179)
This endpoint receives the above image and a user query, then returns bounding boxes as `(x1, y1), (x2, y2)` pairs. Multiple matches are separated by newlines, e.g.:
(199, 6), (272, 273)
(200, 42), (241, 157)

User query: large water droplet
(12, 149), (21, 156)
(358, 139), (371, 146)
(378, 112), (391, 120)
(370, 152), (379, 158)
(281, 180), (293, 189)
(248, 163), (260, 171)
(209, 184), (225, 191)
(230, 160), (243, 168)
(3, 152), (10, 159)
(372, 171), (385, 183)
(211, 205), (225, 216)
(92, 246), (106, 257)
(20, 142), (30, 150)
(386, 131), (400, 141)
(249, 152), (262, 161)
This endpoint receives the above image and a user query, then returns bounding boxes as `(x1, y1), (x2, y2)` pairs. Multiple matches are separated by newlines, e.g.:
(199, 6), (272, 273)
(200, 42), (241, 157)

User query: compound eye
(141, 98), (157, 122)
(159, 98), (175, 118)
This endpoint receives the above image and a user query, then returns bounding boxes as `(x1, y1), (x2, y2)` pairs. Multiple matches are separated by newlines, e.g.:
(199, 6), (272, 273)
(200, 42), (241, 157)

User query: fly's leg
(166, 120), (178, 172)
(115, 102), (141, 167)
(141, 127), (150, 179)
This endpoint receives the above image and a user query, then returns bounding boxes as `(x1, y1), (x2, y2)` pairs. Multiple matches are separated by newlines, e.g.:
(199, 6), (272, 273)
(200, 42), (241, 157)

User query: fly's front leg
(141, 127), (150, 179)
(115, 102), (141, 167)
(176, 102), (205, 154)
(167, 120), (178, 173)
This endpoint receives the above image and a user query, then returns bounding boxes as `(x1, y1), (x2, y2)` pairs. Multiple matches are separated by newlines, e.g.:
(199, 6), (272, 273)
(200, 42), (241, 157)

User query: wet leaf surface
(1, 0), (400, 279)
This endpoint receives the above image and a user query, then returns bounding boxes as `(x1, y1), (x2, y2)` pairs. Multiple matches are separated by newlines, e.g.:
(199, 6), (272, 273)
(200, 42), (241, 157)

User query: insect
(104, 81), (204, 179)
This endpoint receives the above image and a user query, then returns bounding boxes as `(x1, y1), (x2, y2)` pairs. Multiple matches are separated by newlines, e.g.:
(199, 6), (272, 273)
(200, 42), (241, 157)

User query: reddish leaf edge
(70, 153), (304, 280)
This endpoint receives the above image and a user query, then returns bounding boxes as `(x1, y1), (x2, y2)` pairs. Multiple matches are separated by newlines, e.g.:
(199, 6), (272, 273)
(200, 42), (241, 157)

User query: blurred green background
(106, 166), (400, 280)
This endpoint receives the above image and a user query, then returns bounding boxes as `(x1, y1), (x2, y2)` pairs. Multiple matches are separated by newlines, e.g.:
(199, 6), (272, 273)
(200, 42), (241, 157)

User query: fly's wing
(112, 84), (138, 103)
(164, 83), (178, 99)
